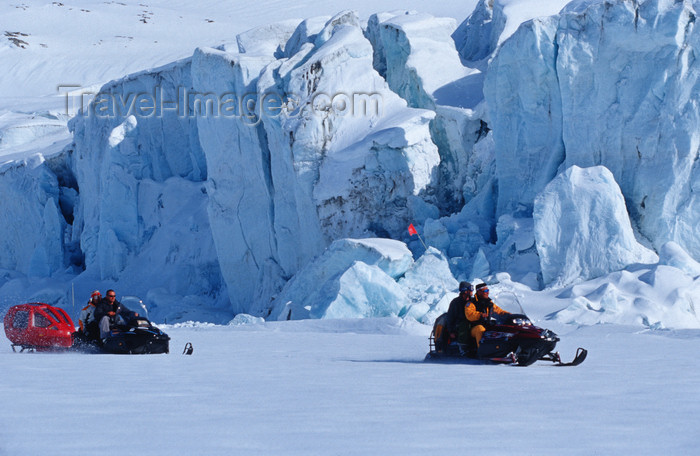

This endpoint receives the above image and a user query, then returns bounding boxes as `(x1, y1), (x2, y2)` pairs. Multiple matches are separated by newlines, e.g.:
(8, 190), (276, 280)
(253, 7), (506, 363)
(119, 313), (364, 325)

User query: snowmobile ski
(557, 347), (587, 366)
(540, 347), (588, 366)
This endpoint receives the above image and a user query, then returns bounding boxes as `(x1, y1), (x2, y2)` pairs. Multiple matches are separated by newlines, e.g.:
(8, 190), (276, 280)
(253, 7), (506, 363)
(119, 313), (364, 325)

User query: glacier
(271, 238), (414, 320)
(192, 11), (441, 314)
(0, 0), (699, 330)
(0, 155), (65, 277)
(65, 58), (231, 321)
(485, 0), (700, 260)
(367, 10), (489, 211)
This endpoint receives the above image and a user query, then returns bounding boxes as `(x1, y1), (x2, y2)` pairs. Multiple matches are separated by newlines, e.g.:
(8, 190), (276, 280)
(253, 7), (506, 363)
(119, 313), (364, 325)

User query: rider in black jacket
(444, 281), (473, 343)
(94, 289), (138, 339)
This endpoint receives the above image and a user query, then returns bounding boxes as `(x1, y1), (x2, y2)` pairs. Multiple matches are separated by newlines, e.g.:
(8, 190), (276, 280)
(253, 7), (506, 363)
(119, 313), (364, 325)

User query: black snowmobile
(73, 314), (170, 354)
(425, 296), (586, 367)
(72, 296), (170, 354)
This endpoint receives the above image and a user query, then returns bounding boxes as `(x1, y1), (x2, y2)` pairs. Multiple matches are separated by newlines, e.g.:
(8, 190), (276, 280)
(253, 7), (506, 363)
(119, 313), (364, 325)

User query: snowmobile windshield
(489, 291), (525, 315)
(120, 296), (149, 318)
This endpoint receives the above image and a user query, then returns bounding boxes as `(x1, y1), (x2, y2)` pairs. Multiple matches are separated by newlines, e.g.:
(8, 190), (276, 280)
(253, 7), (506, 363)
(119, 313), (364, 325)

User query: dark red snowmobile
(425, 311), (587, 366)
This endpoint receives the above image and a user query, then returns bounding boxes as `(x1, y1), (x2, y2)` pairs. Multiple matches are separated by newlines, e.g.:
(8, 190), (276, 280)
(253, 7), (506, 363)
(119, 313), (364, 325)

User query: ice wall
(69, 59), (206, 276)
(68, 59), (228, 316)
(452, 0), (499, 62)
(191, 48), (283, 316)
(191, 12), (441, 314)
(484, 15), (564, 217)
(485, 0), (700, 260)
(7, 1), (700, 323)
(557, 0), (700, 259)
(534, 165), (657, 286)
(367, 11), (489, 211)
(0, 156), (65, 277)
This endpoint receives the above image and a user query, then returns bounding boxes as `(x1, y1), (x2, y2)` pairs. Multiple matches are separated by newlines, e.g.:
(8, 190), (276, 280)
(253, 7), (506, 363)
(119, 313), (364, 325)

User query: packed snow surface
(1, 0), (699, 330)
(2, 317), (700, 455)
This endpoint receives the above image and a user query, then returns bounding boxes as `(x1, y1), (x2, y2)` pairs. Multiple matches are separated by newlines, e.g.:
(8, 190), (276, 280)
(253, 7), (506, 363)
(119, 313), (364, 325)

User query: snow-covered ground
(2, 317), (699, 455)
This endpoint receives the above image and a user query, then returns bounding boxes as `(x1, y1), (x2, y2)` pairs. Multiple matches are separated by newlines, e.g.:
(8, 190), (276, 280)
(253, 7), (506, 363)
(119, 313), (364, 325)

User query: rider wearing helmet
(78, 290), (101, 340)
(466, 283), (510, 347)
(445, 281), (473, 344)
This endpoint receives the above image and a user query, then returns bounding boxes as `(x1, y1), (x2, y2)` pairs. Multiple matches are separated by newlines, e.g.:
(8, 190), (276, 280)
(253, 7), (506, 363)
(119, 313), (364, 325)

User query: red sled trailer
(3, 303), (75, 352)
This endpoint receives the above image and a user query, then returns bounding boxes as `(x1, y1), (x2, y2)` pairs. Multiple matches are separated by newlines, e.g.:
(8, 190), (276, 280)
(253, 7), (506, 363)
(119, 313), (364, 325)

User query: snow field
(2, 319), (699, 455)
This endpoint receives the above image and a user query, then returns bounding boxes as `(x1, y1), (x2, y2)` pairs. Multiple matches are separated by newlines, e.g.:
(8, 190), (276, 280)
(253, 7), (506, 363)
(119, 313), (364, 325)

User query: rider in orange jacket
(465, 283), (510, 347)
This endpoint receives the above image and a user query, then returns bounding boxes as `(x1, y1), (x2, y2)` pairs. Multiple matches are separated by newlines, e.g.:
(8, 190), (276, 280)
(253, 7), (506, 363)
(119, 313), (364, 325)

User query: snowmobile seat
(431, 313), (450, 352)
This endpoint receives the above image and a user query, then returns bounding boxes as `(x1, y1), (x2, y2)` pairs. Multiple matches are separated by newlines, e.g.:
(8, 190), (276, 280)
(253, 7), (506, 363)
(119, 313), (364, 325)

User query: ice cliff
(534, 165), (657, 286)
(485, 0), (700, 261)
(1, 1), (699, 328)
(67, 59), (230, 320)
(0, 156), (65, 278)
(192, 12), (440, 314)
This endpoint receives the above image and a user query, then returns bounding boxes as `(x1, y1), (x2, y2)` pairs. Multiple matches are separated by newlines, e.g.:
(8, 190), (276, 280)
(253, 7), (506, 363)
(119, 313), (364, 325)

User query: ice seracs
(484, 14), (564, 217)
(191, 46), (281, 316)
(398, 247), (459, 323)
(452, 0), (496, 62)
(534, 165), (657, 287)
(271, 238), (414, 320)
(367, 10), (488, 211)
(67, 58), (228, 319)
(485, 0), (700, 260)
(196, 11), (441, 313)
(271, 239), (458, 322)
(0, 157), (65, 277)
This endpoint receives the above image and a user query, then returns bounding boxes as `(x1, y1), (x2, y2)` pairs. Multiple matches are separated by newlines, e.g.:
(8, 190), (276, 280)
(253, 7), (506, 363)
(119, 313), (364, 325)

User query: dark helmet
(459, 281), (473, 293)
